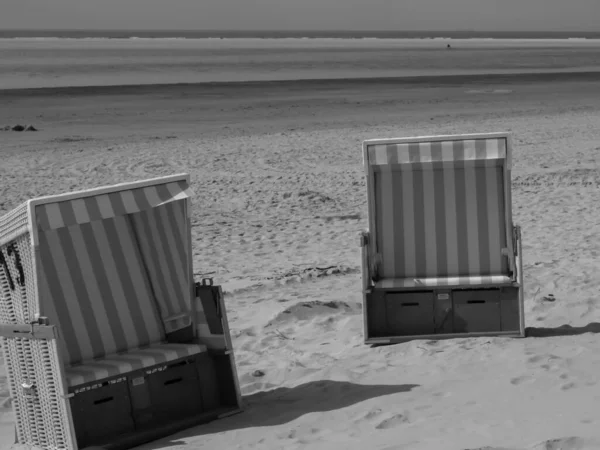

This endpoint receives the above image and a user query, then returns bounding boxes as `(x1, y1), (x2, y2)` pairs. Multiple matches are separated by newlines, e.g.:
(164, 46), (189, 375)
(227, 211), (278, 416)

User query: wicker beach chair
(360, 133), (525, 344)
(0, 174), (242, 450)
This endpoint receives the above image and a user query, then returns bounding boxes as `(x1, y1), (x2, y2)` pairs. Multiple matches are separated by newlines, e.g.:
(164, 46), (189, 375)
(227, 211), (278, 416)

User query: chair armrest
(359, 230), (373, 291)
(512, 225), (520, 256)
(513, 224), (523, 284)
(502, 224), (521, 279)
(359, 230), (369, 248)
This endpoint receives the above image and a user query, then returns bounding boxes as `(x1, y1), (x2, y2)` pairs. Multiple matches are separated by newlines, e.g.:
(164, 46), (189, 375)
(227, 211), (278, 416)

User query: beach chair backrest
(363, 133), (514, 280)
(29, 176), (195, 365)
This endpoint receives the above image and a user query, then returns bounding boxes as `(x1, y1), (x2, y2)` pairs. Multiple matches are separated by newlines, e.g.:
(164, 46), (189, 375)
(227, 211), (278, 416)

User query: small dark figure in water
(447, 44), (452, 49)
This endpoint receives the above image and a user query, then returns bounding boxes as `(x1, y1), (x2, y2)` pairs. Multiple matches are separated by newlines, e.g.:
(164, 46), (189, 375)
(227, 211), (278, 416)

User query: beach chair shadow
(360, 133), (525, 344)
(0, 174), (242, 450)
(526, 323), (600, 337)
(138, 380), (419, 446)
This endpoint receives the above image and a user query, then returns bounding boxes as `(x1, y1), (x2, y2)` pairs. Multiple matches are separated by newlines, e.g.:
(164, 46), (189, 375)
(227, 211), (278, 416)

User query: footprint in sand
(363, 408), (383, 420)
(526, 355), (546, 364)
(510, 375), (534, 385)
(283, 429), (297, 439)
(527, 354), (561, 369)
(375, 413), (409, 430)
(560, 381), (577, 391)
(415, 403), (434, 411)
(463, 447), (513, 450)
(432, 391), (451, 398)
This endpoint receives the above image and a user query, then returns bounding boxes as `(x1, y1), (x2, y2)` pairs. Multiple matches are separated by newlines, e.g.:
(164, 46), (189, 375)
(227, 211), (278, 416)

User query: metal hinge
(21, 381), (36, 399)
(359, 231), (369, 247)
(195, 277), (214, 296)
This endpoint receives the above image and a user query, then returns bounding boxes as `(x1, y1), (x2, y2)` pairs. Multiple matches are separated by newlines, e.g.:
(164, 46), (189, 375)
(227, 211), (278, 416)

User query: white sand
(2, 79), (600, 450)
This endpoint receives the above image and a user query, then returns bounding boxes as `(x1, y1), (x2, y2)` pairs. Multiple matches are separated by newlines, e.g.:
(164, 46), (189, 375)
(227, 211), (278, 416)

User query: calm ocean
(1, 29), (600, 89)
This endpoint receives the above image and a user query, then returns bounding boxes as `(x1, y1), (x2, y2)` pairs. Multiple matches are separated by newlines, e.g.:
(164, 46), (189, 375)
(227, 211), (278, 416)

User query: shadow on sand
(526, 322), (600, 337)
(145, 380), (419, 447)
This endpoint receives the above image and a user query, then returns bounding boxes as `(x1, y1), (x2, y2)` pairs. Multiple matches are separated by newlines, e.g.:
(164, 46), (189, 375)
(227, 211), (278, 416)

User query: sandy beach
(3, 39), (600, 449)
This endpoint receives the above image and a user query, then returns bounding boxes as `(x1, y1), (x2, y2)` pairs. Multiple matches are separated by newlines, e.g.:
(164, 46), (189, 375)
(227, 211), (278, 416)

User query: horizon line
(1, 28), (599, 33)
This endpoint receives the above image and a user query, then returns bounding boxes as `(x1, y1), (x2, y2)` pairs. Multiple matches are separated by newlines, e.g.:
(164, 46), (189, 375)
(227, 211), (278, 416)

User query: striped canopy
(367, 137), (507, 167)
(34, 179), (192, 231)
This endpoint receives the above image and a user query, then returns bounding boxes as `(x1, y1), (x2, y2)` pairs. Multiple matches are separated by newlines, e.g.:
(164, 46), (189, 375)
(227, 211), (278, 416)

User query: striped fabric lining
(371, 139), (509, 281)
(38, 214), (166, 365)
(367, 138), (507, 166)
(65, 342), (206, 387)
(131, 200), (192, 334)
(35, 180), (192, 232)
(374, 164), (508, 279)
(375, 275), (513, 289)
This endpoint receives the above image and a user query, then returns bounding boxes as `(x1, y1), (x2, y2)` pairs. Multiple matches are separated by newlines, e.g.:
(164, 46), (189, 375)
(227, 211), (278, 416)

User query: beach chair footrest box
(499, 286), (521, 332)
(452, 287), (520, 333)
(385, 292), (435, 336)
(365, 285), (522, 340)
(68, 344), (213, 448)
(69, 351), (233, 449)
(70, 378), (135, 449)
(453, 289), (501, 333)
(365, 290), (386, 337)
(131, 352), (216, 429)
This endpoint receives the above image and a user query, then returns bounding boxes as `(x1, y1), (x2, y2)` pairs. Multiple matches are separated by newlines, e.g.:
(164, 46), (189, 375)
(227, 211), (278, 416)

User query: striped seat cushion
(65, 343), (206, 388)
(375, 275), (513, 289)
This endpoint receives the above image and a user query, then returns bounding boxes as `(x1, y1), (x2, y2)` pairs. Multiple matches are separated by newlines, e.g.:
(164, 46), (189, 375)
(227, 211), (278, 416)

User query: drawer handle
(164, 377), (183, 386)
(401, 302), (419, 307)
(467, 300), (486, 304)
(93, 396), (114, 405)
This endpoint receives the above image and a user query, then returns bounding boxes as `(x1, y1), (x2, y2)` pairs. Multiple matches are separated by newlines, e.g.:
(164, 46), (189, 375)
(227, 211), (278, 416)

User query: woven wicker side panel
(0, 232), (38, 324)
(2, 336), (74, 450)
(0, 202), (29, 247)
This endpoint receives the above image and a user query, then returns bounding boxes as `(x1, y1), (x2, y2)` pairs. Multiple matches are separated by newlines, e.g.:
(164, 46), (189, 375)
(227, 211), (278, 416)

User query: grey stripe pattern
(65, 343), (206, 387)
(376, 275), (512, 289)
(369, 137), (509, 281)
(34, 179), (195, 365)
(38, 216), (166, 365)
(131, 200), (191, 333)
(368, 137), (507, 165)
(35, 180), (192, 231)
